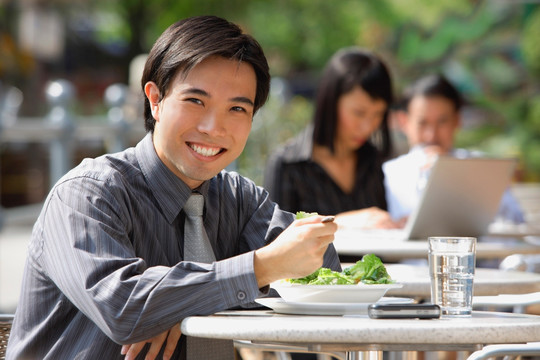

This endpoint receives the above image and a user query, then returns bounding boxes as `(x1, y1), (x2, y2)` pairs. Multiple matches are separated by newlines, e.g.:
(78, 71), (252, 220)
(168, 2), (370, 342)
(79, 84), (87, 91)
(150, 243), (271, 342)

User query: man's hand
(420, 145), (445, 171)
(254, 215), (337, 287)
(121, 325), (182, 360)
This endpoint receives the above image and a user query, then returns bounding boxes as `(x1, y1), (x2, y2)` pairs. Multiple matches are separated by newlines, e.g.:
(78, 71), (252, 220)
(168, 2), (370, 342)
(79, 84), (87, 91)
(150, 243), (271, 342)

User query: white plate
(256, 297), (414, 316)
(271, 281), (403, 303)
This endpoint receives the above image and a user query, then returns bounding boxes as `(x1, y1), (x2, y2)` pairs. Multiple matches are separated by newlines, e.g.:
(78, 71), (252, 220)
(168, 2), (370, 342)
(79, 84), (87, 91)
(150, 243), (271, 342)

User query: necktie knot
(184, 193), (204, 217)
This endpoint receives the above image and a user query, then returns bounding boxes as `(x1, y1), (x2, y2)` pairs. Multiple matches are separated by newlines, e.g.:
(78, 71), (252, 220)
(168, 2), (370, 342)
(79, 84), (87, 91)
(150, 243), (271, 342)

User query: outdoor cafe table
(333, 230), (540, 262)
(180, 310), (540, 360)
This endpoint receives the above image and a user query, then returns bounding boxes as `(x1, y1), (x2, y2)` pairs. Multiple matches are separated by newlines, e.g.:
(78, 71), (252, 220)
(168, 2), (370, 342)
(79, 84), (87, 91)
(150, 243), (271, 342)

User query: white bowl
(271, 281), (403, 304)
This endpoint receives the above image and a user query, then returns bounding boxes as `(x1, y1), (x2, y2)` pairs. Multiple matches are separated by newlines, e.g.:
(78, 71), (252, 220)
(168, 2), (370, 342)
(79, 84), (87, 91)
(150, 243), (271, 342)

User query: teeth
(190, 144), (221, 157)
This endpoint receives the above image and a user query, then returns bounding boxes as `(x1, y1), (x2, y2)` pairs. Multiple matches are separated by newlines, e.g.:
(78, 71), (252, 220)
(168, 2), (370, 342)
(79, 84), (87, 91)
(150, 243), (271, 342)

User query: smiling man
(6, 16), (340, 360)
(146, 55), (256, 188)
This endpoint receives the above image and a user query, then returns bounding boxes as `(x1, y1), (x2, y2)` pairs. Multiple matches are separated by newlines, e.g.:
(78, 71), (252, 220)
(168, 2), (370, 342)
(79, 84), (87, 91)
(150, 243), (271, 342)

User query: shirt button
(237, 291), (246, 300)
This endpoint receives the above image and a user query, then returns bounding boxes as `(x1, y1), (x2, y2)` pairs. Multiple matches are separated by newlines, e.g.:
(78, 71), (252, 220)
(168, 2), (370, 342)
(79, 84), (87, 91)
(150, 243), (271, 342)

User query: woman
(264, 47), (400, 229)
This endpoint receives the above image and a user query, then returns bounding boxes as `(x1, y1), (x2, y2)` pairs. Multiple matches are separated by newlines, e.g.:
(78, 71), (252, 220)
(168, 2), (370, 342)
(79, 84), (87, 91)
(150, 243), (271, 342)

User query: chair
(0, 314), (14, 360)
(466, 342), (540, 360)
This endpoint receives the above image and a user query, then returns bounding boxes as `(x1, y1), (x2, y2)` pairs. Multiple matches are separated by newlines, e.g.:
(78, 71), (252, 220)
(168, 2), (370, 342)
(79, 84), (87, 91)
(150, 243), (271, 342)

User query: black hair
(312, 47), (393, 159)
(141, 15), (270, 132)
(401, 74), (463, 112)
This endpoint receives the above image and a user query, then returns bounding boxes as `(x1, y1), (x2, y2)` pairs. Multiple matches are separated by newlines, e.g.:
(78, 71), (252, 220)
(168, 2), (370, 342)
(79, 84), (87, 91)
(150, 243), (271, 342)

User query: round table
(181, 310), (540, 360)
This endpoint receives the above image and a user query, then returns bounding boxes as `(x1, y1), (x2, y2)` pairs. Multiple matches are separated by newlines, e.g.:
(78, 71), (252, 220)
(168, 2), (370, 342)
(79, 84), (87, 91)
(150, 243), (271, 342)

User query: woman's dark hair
(401, 74), (464, 111)
(141, 15), (270, 132)
(312, 47), (393, 159)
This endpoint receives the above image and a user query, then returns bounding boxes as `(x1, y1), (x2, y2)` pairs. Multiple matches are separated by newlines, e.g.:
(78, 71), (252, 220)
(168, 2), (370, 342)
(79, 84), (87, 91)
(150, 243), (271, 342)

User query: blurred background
(1, 0), (540, 211)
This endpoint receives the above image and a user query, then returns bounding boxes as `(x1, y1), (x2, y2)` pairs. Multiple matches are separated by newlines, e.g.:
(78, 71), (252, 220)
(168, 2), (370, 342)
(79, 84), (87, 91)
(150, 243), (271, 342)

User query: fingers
(122, 330), (167, 360)
(121, 344), (131, 356)
(294, 214), (335, 225)
(123, 341), (146, 360)
(121, 325), (181, 360)
(163, 325), (182, 360)
(289, 216), (337, 245)
(145, 330), (170, 360)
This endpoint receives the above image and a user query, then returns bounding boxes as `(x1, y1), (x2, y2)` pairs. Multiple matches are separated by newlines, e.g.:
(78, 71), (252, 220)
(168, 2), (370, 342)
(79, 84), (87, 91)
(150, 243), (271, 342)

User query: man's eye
(231, 106), (246, 112)
(186, 98), (203, 105)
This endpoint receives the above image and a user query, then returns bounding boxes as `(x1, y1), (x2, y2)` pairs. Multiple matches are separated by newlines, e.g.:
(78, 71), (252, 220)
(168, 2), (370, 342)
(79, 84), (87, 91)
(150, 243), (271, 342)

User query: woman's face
(335, 86), (387, 153)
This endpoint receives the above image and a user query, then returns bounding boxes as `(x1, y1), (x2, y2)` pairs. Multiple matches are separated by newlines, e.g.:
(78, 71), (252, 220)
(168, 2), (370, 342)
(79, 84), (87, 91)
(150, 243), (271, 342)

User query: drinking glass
(428, 236), (476, 317)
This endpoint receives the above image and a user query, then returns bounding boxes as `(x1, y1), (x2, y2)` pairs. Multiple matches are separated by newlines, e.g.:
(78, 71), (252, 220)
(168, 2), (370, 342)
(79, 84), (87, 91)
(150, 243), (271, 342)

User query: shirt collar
(136, 133), (210, 224)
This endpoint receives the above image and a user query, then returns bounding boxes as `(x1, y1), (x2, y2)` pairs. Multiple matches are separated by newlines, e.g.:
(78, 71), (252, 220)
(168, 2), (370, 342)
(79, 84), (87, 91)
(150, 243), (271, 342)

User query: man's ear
(144, 82), (161, 121)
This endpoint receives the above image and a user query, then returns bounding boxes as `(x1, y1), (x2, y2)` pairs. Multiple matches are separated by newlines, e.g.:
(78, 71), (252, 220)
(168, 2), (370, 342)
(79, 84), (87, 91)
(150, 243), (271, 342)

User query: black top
(264, 126), (388, 215)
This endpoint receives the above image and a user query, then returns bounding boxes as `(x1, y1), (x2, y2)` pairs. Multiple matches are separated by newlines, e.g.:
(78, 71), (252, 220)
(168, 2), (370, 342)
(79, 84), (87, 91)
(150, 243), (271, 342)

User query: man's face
(403, 95), (460, 153)
(145, 56), (256, 189)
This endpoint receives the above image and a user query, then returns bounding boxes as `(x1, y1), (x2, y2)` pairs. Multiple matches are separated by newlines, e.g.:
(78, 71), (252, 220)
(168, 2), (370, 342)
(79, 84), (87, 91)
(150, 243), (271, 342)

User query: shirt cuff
(215, 251), (262, 308)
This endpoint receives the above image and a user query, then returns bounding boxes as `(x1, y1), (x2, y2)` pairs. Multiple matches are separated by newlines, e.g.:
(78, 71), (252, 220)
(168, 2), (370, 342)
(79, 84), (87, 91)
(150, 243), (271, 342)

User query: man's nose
(198, 111), (226, 136)
(423, 126), (437, 143)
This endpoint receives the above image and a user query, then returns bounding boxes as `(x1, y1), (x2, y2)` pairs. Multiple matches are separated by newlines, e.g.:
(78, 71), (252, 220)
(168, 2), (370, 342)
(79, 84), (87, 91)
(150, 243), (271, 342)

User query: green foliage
(244, 0), (370, 72)
(4, 0), (539, 180)
(396, 7), (495, 65)
(522, 7), (540, 76)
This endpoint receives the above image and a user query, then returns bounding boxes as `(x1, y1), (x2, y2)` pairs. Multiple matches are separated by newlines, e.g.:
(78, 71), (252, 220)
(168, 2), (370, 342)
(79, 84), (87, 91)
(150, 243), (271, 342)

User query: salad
(291, 211), (393, 285)
(288, 254), (394, 285)
(295, 211), (319, 219)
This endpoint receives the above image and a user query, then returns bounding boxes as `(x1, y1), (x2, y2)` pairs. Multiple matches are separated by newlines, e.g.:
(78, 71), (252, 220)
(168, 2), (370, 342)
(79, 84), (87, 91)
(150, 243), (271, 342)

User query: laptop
(346, 156), (517, 241)
(403, 156), (516, 239)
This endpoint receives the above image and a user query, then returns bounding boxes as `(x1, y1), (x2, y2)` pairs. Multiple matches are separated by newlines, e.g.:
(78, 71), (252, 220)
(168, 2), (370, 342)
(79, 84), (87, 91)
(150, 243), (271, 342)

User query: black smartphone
(368, 303), (441, 319)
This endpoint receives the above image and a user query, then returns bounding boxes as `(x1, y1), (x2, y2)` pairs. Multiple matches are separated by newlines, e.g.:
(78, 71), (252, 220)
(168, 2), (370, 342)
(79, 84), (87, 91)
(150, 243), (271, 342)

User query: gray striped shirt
(7, 133), (342, 359)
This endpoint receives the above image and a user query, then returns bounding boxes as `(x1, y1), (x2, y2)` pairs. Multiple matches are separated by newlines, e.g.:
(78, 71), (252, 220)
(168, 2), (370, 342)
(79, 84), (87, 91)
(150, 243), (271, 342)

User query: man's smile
(188, 142), (224, 157)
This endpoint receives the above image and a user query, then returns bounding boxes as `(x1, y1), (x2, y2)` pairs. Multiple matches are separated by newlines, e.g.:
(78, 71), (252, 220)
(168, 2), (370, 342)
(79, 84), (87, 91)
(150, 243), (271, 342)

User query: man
(383, 74), (523, 223)
(6, 16), (340, 360)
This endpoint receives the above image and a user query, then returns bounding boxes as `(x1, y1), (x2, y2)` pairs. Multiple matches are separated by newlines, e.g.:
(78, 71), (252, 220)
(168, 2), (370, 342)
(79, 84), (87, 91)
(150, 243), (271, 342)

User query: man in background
(383, 74), (524, 224)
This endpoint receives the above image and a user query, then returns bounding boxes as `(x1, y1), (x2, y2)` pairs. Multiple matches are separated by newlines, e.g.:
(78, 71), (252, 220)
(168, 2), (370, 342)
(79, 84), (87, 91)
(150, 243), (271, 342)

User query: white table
(383, 264), (540, 298)
(181, 310), (540, 360)
(334, 230), (540, 262)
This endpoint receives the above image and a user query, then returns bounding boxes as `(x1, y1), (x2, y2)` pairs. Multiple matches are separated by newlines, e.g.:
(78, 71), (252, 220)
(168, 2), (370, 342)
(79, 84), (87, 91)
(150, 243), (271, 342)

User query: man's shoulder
(57, 147), (140, 187)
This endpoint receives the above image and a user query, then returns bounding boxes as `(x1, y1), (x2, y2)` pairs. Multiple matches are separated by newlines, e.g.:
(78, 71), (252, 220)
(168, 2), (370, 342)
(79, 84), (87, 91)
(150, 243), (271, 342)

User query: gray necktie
(183, 194), (215, 263)
(183, 194), (233, 359)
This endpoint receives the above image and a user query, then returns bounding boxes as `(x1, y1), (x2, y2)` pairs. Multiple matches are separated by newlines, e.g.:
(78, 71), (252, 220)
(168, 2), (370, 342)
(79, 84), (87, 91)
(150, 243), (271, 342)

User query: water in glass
(430, 252), (475, 316)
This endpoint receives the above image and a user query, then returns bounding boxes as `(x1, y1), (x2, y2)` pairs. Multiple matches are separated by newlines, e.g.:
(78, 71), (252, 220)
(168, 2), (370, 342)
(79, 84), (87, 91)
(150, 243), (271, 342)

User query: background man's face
(404, 95), (460, 154)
